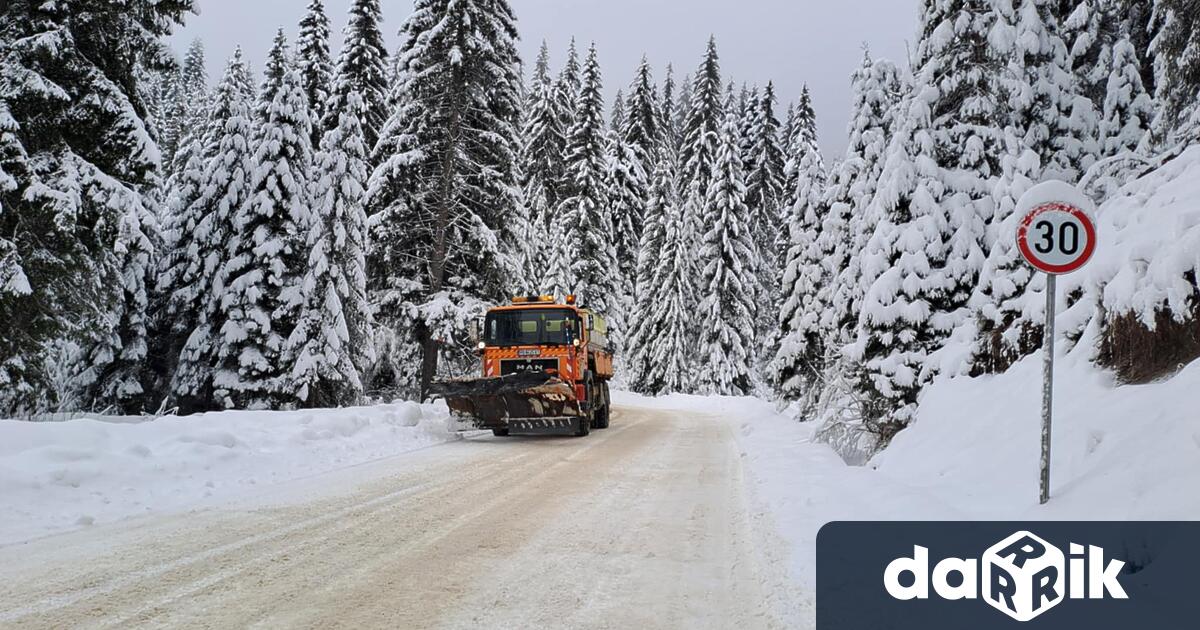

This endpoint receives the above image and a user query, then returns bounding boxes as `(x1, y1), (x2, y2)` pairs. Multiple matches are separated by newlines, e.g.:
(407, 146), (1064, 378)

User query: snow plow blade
(429, 372), (580, 430)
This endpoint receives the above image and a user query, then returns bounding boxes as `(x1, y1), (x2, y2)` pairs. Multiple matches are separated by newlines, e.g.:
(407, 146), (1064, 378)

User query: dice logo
(982, 531), (1065, 622)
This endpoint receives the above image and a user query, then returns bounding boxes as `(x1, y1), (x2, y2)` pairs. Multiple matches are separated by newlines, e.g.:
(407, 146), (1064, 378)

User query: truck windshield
(485, 309), (579, 347)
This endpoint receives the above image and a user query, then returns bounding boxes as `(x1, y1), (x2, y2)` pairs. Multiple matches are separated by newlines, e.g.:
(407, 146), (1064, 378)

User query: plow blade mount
(429, 372), (580, 428)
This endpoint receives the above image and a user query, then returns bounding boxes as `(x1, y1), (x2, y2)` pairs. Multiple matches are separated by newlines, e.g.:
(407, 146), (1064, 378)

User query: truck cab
(432, 295), (613, 437)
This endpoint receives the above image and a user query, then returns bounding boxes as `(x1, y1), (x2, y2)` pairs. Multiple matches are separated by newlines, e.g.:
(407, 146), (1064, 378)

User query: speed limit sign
(1017, 202), (1097, 274)
(1013, 182), (1098, 506)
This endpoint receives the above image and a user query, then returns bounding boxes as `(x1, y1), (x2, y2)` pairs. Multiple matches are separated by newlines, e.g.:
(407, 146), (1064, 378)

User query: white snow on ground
(0, 402), (458, 544)
(618, 354), (1200, 598)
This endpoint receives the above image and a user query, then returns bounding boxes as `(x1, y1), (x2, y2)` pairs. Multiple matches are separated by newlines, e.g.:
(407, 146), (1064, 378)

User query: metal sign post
(1039, 273), (1056, 505)
(1015, 183), (1097, 505)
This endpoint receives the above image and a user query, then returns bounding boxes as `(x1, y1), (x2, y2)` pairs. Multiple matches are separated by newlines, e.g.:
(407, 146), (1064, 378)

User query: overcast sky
(170, 0), (920, 159)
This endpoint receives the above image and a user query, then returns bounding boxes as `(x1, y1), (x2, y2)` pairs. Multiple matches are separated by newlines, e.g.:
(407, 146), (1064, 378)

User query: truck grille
(500, 358), (558, 376)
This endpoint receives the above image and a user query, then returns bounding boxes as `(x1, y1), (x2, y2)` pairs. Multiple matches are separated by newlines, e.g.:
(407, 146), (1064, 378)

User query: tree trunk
(419, 76), (465, 401)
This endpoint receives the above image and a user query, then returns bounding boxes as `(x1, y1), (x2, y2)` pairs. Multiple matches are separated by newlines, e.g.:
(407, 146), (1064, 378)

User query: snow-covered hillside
(0, 402), (457, 544)
(724, 350), (1200, 594)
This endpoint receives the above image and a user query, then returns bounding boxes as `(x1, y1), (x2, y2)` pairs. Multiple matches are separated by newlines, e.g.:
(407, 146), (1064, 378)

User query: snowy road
(0, 406), (797, 629)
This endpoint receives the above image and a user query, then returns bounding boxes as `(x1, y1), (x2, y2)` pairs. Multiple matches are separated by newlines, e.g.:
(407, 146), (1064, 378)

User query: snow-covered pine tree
(744, 82), (786, 255)
(850, 82), (949, 432)
(696, 96), (760, 396)
(676, 38), (724, 332)
(825, 52), (906, 346)
(623, 55), (662, 173)
(781, 102), (798, 161)
(1149, 0), (1200, 140)
(162, 39), (209, 174)
(298, 0), (334, 145)
(770, 139), (829, 406)
(609, 89), (627, 136)
(0, 0), (193, 415)
(633, 164), (694, 395)
(781, 86), (820, 231)
(1099, 38), (1155, 158)
(736, 84), (760, 170)
(554, 39), (583, 137)
(215, 68), (314, 410)
(368, 0), (522, 397)
(331, 0), (388, 152)
(659, 65), (680, 155)
(625, 157), (674, 391)
(289, 90), (375, 408)
(150, 64), (184, 171)
(258, 29), (290, 122)
(743, 81), (787, 335)
(679, 38), (724, 200)
(971, 0), (1091, 374)
(167, 51), (257, 411)
(517, 42), (567, 288)
(551, 45), (619, 320)
(605, 112), (649, 349)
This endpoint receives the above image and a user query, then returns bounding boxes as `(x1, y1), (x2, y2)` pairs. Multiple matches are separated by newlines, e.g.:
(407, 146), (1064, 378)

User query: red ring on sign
(1016, 202), (1097, 275)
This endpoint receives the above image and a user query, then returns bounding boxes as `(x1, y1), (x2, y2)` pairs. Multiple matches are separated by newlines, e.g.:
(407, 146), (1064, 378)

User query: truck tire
(492, 428), (510, 437)
(596, 382), (611, 429)
(580, 372), (597, 434)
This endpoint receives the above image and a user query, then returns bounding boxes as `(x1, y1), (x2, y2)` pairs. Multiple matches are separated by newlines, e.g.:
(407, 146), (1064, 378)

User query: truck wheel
(492, 428), (510, 437)
(583, 371), (600, 431)
(597, 382), (611, 429)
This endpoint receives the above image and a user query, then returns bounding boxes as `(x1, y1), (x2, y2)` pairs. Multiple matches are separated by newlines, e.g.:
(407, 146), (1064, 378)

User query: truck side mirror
(469, 320), (481, 345)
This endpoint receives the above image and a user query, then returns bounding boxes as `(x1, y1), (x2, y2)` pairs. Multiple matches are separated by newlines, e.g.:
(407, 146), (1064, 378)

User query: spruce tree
(0, 0), (194, 414)
(331, 0), (388, 151)
(972, 0), (1091, 373)
(1149, 0), (1200, 139)
(605, 118), (649, 347)
(215, 69), (314, 410)
(554, 39), (582, 135)
(679, 38), (724, 197)
(550, 45), (618, 317)
(369, 0), (522, 397)
(696, 99), (760, 396)
(782, 86), (819, 213)
(623, 55), (662, 170)
(518, 42), (567, 287)
(162, 39), (209, 174)
(259, 29), (291, 122)
(290, 90), (374, 408)
(625, 157), (674, 391)
(1099, 38), (1155, 158)
(771, 143), (829, 405)
(825, 53), (906, 345)
(676, 38), (724, 332)
(851, 85), (949, 429)
(166, 51), (257, 411)
(298, 0), (334, 145)
(635, 170), (694, 395)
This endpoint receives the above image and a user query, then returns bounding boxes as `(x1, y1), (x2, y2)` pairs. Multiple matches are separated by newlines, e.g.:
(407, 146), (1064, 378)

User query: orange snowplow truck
(429, 295), (614, 437)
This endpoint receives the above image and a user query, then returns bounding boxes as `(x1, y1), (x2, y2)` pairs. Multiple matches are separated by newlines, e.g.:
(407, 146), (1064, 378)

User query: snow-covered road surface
(0, 406), (800, 629)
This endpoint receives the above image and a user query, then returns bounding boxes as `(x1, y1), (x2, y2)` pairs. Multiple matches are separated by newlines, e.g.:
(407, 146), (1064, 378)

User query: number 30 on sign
(1017, 202), (1097, 275)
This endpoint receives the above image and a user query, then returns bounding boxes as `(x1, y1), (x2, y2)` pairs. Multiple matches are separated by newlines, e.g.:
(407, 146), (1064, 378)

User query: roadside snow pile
(0, 402), (458, 544)
(689, 352), (1200, 593)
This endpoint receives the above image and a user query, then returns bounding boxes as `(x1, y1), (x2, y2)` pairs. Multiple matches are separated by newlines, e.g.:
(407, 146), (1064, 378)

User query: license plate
(518, 349), (541, 357)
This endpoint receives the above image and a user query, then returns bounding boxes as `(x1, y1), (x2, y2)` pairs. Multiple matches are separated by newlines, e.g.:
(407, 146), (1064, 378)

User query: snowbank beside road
(621, 355), (1200, 596)
(0, 402), (458, 544)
